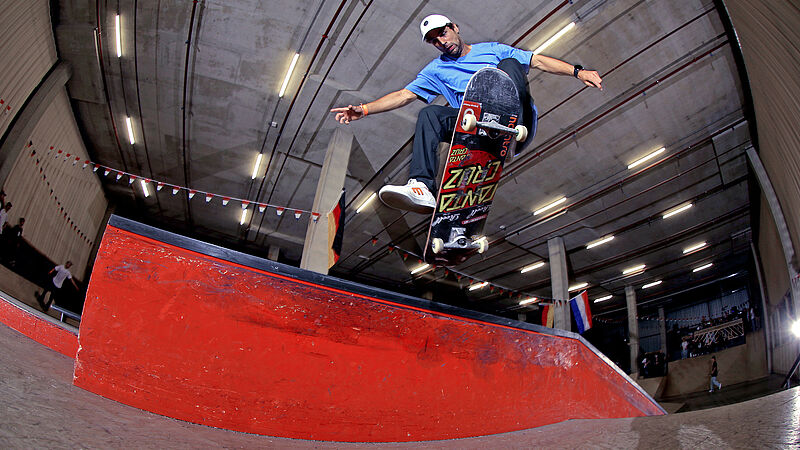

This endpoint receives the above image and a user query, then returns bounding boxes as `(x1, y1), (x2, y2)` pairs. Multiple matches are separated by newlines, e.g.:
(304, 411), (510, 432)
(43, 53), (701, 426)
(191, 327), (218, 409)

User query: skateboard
(423, 67), (527, 265)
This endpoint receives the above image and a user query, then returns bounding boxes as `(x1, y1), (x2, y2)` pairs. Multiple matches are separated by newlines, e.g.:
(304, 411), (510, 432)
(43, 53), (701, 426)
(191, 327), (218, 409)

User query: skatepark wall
(72, 215), (665, 442)
(722, 0), (800, 376)
(661, 331), (768, 397)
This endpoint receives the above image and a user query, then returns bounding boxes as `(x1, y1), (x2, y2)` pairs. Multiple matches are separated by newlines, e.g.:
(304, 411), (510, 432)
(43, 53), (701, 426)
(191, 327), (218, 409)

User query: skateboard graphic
(423, 67), (527, 265)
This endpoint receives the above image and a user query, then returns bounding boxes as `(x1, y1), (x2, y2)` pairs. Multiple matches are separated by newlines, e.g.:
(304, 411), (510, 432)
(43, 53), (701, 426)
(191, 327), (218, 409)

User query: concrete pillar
(548, 236), (571, 331)
(300, 128), (353, 274)
(267, 245), (280, 262)
(751, 241), (773, 373)
(626, 285), (639, 374)
(0, 62), (71, 186)
(658, 306), (667, 355)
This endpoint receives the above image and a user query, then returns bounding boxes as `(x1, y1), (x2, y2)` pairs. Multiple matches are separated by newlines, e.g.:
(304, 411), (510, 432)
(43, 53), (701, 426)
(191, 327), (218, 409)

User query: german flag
(541, 303), (554, 328)
(327, 190), (345, 269)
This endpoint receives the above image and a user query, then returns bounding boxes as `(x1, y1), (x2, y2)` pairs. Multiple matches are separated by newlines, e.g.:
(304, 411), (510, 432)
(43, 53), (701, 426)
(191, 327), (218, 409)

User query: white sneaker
(378, 179), (436, 214)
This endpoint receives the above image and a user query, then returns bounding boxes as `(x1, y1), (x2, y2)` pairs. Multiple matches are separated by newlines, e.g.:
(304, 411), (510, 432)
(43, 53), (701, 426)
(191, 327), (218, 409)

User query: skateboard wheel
(515, 125), (528, 142)
(462, 113), (477, 132)
(431, 238), (444, 254)
(476, 238), (488, 254)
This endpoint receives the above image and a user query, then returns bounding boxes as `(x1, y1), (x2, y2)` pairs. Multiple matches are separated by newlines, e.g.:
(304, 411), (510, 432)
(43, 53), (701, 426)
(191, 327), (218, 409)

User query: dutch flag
(570, 291), (593, 334)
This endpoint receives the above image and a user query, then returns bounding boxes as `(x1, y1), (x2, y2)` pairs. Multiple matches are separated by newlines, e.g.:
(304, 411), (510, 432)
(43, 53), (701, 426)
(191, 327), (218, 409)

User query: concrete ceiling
(50, 0), (754, 320)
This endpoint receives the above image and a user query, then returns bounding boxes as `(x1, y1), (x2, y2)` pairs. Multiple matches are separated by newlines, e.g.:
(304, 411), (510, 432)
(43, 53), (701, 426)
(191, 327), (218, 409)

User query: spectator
(681, 338), (689, 359)
(36, 261), (78, 312)
(0, 190), (5, 209)
(709, 355), (722, 392)
(3, 217), (24, 267)
(0, 201), (12, 231)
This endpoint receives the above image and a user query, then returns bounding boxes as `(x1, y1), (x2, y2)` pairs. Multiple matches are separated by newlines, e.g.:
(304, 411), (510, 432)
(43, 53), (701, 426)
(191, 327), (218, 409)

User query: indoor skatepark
(2, 0), (800, 447)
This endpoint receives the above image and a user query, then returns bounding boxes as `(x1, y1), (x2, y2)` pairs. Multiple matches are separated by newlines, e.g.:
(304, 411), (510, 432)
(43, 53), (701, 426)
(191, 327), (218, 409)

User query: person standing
(3, 217), (24, 267)
(36, 261), (78, 312)
(709, 355), (722, 392)
(0, 201), (12, 232)
(681, 338), (689, 359)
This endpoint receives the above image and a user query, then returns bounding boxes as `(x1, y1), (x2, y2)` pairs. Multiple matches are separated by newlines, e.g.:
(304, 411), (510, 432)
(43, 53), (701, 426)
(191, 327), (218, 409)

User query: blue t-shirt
(405, 42), (533, 107)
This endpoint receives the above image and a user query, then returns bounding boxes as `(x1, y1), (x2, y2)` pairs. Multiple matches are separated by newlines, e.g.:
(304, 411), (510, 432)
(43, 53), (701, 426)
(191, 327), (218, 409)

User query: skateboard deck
(423, 67), (525, 265)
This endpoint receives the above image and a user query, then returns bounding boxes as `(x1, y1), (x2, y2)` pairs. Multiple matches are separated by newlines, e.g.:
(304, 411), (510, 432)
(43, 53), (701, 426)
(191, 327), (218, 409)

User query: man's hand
(330, 89), (417, 125)
(530, 54), (604, 90)
(578, 70), (603, 90)
(330, 104), (366, 124)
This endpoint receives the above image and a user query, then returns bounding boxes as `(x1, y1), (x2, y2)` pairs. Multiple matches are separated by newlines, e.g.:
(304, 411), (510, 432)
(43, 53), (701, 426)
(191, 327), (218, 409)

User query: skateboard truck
(431, 228), (488, 254)
(461, 112), (528, 142)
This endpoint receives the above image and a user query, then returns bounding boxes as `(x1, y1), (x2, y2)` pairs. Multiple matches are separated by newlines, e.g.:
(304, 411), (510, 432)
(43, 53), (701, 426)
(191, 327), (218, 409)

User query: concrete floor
(1, 322), (798, 449)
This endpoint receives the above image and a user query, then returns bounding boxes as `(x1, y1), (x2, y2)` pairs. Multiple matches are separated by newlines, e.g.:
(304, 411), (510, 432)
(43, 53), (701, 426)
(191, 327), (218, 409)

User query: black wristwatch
(573, 64), (583, 78)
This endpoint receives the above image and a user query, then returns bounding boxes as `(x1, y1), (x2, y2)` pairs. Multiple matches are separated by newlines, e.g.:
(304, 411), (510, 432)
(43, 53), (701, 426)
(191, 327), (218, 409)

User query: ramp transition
(73, 216), (664, 442)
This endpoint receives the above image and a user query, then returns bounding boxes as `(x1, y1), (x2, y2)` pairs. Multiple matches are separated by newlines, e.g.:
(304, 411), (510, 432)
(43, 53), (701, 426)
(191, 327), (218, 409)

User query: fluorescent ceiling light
(125, 117), (135, 144)
(533, 22), (576, 55)
(355, 193), (377, 213)
(534, 197), (566, 215)
(663, 203), (693, 219)
(622, 264), (646, 275)
(411, 263), (430, 275)
(792, 319), (800, 338)
(569, 282), (588, 292)
(279, 53), (300, 98)
(469, 281), (489, 291)
(240, 209), (247, 225)
(140, 179), (149, 198)
(627, 147), (665, 169)
(521, 261), (546, 273)
(594, 295), (613, 303)
(251, 154), (263, 179)
(586, 235), (614, 249)
(115, 15), (122, 57)
(683, 242), (707, 254)
(642, 280), (662, 289)
(519, 297), (538, 305)
(693, 263), (713, 272)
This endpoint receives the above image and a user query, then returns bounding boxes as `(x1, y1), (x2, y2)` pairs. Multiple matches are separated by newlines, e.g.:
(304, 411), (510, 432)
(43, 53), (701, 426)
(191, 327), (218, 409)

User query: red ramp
(74, 216), (664, 442)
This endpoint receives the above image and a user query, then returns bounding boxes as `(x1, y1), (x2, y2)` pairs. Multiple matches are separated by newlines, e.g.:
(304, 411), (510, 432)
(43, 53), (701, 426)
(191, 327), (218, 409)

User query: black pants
(408, 58), (535, 192)
(37, 283), (61, 312)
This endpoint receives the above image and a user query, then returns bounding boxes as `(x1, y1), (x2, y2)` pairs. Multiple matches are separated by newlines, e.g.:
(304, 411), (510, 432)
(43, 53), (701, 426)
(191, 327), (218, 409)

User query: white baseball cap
(420, 14), (451, 41)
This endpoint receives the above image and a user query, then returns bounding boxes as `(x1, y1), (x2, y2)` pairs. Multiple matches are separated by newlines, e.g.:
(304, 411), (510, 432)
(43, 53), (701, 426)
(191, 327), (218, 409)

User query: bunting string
(594, 310), (749, 325)
(0, 98), (12, 118)
(30, 143), (320, 221)
(27, 143), (93, 246)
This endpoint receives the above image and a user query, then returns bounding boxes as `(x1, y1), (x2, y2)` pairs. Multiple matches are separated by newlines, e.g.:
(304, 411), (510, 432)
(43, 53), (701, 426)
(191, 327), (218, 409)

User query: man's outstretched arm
(331, 88), (418, 124)
(531, 54), (603, 90)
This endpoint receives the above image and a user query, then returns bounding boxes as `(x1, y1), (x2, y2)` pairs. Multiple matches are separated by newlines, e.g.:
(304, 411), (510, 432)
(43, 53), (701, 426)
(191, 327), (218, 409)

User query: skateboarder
(331, 14), (603, 214)
(36, 261), (79, 312)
